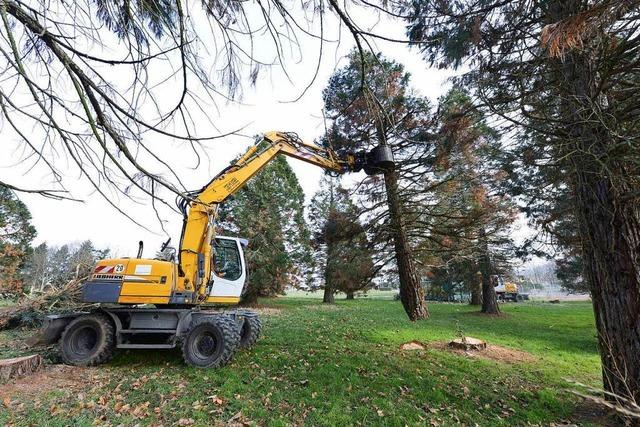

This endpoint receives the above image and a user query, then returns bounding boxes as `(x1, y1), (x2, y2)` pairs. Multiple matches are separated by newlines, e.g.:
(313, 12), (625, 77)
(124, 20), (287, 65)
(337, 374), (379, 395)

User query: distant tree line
(24, 241), (110, 294)
(0, 185), (109, 296)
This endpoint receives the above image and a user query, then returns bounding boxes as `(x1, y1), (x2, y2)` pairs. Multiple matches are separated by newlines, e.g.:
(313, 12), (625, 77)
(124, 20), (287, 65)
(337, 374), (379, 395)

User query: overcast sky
(2, 8), (536, 260)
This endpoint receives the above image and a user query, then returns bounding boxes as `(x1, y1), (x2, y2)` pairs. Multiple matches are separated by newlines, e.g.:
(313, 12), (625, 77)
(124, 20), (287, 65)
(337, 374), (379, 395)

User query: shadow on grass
(109, 348), (184, 367)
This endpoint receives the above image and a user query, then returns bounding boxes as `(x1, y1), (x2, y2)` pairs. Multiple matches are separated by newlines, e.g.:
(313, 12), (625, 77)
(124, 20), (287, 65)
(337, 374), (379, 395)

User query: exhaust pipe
(137, 241), (144, 258)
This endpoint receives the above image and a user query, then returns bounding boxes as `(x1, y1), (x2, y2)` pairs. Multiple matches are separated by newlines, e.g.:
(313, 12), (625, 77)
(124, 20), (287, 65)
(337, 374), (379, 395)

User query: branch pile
(0, 278), (90, 330)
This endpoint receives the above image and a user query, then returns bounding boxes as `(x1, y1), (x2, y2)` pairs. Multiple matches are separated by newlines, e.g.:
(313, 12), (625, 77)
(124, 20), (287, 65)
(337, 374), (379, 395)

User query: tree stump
(0, 354), (43, 383)
(400, 340), (425, 350)
(448, 337), (487, 351)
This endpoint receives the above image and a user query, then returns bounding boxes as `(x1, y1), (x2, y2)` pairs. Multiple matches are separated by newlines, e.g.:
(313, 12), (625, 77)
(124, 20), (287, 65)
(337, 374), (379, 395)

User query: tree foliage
(0, 0), (374, 224)
(308, 176), (374, 301)
(322, 49), (435, 320)
(0, 185), (36, 294)
(428, 87), (517, 313)
(218, 155), (312, 304)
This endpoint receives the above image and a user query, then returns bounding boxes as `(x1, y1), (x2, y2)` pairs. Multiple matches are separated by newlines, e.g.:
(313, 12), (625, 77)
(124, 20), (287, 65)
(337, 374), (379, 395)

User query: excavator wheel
(59, 312), (116, 366)
(239, 315), (262, 349)
(181, 315), (239, 368)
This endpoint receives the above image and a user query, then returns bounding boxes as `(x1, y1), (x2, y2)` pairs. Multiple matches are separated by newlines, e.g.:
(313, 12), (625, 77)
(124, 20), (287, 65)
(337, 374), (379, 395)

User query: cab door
(208, 237), (247, 301)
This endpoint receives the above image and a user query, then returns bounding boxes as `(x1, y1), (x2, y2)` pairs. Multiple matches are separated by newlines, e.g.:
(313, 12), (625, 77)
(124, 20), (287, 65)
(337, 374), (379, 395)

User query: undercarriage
(41, 307), (261, 368)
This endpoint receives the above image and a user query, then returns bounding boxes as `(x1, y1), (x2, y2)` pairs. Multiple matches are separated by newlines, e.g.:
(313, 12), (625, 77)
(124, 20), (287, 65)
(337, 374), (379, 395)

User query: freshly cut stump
(448, 337), (487, 351)
(0, 354), (43, 383)
(400, 341), (425, 350)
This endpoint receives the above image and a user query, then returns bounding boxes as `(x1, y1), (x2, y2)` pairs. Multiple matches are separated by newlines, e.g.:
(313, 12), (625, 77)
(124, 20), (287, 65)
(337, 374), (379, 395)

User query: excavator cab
(206, 236), (248, 304)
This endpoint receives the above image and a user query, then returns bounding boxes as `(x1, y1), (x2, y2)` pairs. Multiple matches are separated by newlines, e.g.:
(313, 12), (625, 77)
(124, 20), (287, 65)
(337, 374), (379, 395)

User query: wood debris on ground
(0, 278), (91, 331)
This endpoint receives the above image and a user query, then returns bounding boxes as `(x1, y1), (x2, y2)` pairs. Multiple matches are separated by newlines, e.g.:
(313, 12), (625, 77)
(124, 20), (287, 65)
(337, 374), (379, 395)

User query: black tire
(239, 315), (261, 349)
(181, 316), (239, 368)
(59, 312), (116, 366)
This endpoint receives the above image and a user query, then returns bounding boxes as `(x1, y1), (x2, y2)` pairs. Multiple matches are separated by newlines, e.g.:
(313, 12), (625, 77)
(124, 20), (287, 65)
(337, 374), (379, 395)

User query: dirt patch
(234, 304), (283, 316)
(553, 400), (618, 426)
(429, 341), (535, 364)
(0, 364), (96, 402)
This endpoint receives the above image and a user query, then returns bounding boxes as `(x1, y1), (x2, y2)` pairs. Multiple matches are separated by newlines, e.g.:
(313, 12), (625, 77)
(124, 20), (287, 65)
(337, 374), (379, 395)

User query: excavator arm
(177, 131), (392, 301)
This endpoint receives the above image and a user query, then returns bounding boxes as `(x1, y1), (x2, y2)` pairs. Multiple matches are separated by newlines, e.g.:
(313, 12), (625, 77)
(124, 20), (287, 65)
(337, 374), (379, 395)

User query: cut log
(0, 354), (44, 383)
(448, 337), (487, 351)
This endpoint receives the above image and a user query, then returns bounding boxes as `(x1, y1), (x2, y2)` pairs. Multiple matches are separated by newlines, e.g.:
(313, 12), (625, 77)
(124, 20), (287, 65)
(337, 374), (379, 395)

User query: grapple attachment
(364, 145), (395, 175)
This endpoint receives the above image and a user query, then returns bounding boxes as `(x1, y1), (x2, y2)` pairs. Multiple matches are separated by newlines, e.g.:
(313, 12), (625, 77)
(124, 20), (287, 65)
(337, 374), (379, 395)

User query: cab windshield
(212, 239), (242, 281)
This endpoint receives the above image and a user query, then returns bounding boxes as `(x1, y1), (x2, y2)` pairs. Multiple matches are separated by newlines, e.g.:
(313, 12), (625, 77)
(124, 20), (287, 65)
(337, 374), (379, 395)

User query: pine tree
(23, 243), (50, 293)
(322, 50), (433, 320)
(49, 245), (71, 287)
(309, 177), (375, 302)
(410, 87), (516, 313)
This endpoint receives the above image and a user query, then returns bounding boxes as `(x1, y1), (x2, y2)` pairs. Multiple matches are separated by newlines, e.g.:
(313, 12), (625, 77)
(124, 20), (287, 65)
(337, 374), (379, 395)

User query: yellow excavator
(40, 131), (393, 368)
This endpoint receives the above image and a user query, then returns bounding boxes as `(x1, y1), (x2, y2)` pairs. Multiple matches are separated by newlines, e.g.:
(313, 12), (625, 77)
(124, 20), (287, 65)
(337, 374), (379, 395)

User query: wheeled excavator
(39, 131), (394, 368)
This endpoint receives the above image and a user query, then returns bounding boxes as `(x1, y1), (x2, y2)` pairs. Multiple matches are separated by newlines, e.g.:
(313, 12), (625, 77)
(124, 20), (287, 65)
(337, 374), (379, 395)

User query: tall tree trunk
(551, 0), (640, 405)
(323, 240), (335, 304)
(322, 285), (334, 303)
(576, 169), (640, 406)
(384, 168), (429, 320)
(478, 228), (500, 315)
(470, 271), (482, 306)
(345, 291), (354, 300)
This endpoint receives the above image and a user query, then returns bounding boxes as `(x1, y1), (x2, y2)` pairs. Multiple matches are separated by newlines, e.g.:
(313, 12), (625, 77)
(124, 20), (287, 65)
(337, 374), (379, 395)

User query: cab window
(212, 239), (242, 281)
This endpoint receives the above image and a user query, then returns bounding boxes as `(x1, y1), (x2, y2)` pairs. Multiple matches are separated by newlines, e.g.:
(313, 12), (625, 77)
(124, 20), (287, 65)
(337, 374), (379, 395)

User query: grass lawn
(0, 299), (601, 426)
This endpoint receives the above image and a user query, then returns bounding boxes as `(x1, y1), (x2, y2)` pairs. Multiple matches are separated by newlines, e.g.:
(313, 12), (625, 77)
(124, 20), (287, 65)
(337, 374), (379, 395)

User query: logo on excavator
(92, 274), (123, 280)
(224, 177), (240, 192)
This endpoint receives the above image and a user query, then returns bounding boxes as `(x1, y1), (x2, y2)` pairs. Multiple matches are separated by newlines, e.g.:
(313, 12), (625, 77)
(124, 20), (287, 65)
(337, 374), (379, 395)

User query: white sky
(2, 7), (536, 261)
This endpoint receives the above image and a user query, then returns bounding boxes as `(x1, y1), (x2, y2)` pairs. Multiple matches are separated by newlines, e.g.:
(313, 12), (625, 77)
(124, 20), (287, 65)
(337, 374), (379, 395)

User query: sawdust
(0, 364), (94, 402)
(430, 341), (535, 364)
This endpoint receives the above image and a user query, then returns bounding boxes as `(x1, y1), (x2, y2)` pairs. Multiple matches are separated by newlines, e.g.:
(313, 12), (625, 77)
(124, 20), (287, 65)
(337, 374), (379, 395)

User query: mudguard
(37, 313), (85, 345)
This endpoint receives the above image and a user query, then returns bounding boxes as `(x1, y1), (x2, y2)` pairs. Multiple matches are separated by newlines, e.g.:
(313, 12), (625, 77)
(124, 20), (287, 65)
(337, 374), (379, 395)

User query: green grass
(0, 298), (17, 308)
(0, 299), (600, 426)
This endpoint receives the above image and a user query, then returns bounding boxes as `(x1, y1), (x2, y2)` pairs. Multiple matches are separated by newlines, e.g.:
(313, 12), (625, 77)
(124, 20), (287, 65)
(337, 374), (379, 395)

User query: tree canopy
(0, 0), (374, 225)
